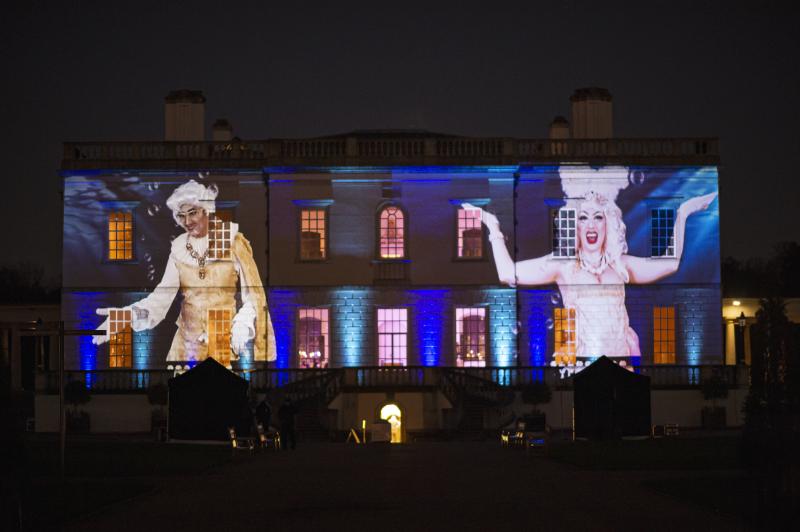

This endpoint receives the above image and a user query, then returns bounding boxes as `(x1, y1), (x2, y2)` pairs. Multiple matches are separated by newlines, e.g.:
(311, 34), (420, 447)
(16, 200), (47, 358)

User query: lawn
(13, 436), (250, 530)
(546, 435), (743, 470)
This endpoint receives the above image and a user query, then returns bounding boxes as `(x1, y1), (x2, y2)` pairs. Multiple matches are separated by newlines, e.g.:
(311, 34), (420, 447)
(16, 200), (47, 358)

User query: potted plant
(701, 373), (729, 429)
(65, 380), (91, 432)
(520, 381), (552, 431)
(147, 383), (169, 440)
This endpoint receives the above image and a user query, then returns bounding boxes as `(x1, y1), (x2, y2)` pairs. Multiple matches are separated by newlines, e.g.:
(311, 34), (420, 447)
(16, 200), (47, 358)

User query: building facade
(49, 89), (738, 437)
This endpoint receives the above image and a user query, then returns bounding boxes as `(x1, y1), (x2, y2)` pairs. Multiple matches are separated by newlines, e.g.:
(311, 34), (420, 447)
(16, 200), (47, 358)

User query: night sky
(2, 1), (798, 279)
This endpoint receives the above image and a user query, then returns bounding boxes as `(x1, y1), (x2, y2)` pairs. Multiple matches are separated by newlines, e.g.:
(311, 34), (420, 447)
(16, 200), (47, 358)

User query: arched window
(378, 205), (405, 259)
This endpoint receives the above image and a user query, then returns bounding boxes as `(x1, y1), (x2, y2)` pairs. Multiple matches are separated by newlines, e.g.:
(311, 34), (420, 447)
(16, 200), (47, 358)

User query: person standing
(255, 399), (272, 431)
(278, 398), (297, 451)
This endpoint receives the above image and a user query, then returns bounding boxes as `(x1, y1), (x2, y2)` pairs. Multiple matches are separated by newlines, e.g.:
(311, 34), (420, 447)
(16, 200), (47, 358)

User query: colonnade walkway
(69, 441), (746, 531)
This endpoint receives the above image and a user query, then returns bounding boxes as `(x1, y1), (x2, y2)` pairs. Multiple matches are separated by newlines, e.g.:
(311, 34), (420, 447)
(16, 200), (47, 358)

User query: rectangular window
(208, 309), (232, 366)
(208, 214), (232, 261)
(651, 208), (676, 257)
(298, 308), (329, 368)
(108, 211), (134, 261)
(457, 207), (483, 258)
(554, 307), (576, 365)
(552, 208), (576, 257)
(456, 308), (486, 367)
(378, 308), (407, 366)
(108, 308), (132, 368)
(653, 306), (676, 364)
(300, 208), (327, 260)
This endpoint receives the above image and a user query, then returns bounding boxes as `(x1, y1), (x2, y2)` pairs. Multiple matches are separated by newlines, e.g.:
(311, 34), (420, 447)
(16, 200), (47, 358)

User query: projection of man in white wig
(465, 166), (716, 362)
(93, 180), (276, 365)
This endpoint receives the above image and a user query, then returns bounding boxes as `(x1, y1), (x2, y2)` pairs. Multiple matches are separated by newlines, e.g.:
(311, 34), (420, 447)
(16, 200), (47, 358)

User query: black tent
(168, 358), (251, 441)
(573, 356), (651, 440)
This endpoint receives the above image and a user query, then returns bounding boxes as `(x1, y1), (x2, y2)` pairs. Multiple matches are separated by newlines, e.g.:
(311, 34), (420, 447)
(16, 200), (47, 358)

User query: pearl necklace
(185, 239), (209, 279)
(578, 252), (608, 276)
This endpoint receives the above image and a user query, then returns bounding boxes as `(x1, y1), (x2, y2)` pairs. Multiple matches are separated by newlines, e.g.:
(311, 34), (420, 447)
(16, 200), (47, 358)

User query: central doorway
(380, 403), (402, 443)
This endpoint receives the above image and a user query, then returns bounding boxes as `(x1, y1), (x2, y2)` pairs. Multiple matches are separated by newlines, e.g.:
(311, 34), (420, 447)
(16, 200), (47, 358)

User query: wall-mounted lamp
(737, 312), (747, 328)
(732, 300), (741, 307)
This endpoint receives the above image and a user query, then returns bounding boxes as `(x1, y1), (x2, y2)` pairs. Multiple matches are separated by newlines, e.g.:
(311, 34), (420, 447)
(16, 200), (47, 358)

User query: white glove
(230, 321), (254, 356)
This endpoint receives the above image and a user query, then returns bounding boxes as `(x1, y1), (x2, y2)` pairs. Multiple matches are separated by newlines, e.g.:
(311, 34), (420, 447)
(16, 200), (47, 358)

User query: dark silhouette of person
(255, 399), (272, 431)
(278, 398), (297, 450)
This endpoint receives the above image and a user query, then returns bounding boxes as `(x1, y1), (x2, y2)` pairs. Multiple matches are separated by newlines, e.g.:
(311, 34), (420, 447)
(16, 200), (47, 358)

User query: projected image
(91, 179), (276, 366)
(465, 165), (717, 365)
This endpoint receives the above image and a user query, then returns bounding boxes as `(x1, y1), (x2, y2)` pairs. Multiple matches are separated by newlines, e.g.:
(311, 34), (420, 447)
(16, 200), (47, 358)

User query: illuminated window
(298, 308), (329, 368)
(208, 309), (232, 365)
(208, 214), (232, 260)
(651, 208), (676, 257)
(108, 308), (132, 368)
(653, 306), (676, 364)
(300, 208), (327, 260)
(456, 308), (486, 367)
(379, 206), (405, 259)
(457, 207), (483, 258)
(378, 308), (407, 366)
(554, 307), (576, 365)
(108, 211), (134, 260)
(552, 208), (576, 257)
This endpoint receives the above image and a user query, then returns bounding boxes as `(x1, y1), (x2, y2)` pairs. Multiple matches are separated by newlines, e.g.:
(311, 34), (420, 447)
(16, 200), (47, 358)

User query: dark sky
(2, 1), (798, 279)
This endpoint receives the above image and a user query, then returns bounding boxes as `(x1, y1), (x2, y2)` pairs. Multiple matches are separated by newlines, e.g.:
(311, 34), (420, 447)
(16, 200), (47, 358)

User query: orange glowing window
(653, 306), (676, 364)
(208, 308), (233, 365)
(457, 208), (483, 258)
(108, 308), (132, 368)
(379, 206), (405, 259)
(300, 208), (326, 260)
(554, 307), (576, 365)
(108, 211), (134, 260)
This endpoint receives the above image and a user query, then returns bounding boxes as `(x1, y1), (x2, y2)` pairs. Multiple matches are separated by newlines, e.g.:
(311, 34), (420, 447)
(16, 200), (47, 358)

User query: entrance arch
(379, 403), (403, 443)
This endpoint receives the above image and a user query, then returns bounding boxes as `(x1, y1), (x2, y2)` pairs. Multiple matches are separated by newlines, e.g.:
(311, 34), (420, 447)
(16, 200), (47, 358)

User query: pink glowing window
(379, 206), (405, 259)
(457, 208), (483, 258)
(298, 308), (329, 368)
(456, 308), (486, 367)
(378, 308), (407, 366)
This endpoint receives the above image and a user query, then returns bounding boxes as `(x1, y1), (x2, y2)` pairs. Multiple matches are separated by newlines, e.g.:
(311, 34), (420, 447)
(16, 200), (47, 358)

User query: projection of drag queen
(92, 180), (276, 366)
(464, 166), (716, 364)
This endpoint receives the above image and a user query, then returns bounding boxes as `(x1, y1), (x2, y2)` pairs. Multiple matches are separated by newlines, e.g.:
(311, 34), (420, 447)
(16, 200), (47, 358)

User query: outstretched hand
(679, 192), (717, 218)
(461, 203), (501, 234)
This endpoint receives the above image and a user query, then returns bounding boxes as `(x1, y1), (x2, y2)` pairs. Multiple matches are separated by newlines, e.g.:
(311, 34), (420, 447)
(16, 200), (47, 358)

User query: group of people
(254, 398), (297, 451)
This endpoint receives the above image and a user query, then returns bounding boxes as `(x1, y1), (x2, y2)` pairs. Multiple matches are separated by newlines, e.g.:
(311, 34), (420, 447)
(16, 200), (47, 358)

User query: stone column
(725, 320), (736, 365)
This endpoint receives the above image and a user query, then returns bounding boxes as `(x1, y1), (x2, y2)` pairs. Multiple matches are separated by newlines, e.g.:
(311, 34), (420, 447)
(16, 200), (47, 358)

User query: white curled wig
(165, 180), (218, 226)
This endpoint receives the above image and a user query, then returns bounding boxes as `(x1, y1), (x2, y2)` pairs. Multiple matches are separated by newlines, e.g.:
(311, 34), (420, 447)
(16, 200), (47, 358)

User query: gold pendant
(199, 268), (206, 280)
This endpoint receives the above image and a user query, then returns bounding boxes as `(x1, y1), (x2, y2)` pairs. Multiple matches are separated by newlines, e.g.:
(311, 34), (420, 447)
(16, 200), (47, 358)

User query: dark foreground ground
(17, 435), (753, 532)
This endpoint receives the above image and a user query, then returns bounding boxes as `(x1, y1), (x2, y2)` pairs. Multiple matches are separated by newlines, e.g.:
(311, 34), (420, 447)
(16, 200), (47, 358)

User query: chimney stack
(212, 119), (233, 142)
(570, 87), (613, 139)
(164, 89), (206, 141)
(548, 116), (570, 139)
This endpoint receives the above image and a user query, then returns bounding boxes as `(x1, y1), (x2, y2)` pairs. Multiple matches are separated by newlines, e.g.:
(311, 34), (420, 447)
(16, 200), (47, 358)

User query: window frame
(296, 307), (331, 369)
(650, 207), (677, 258)
(107, 308), (133, 369)
(551, 207), (577, 258)
(293, 200), (333, 263)
(454, 306), (489, 367)
(553, 306), (577, 365)
(102, 201), (139, 264)
(653, 306), (677, 364)
(375, 203), (408, 260)
(376, 307), (409, 367)
(452, 201), (488, 261)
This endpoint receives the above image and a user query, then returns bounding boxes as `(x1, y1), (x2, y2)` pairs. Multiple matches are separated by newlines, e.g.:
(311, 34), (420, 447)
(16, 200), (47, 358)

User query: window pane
(653, 306), (676, 364)
(457, 208), (483, 258)
(378, 308), (407, 366)
(298, 308), (329, 368)
(300, 208), (326, 260)
(380, 206), (405, 259)
(456, 307), (486, 367)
